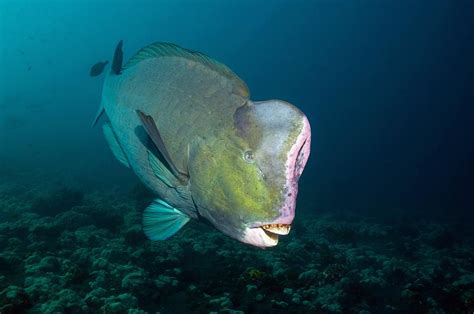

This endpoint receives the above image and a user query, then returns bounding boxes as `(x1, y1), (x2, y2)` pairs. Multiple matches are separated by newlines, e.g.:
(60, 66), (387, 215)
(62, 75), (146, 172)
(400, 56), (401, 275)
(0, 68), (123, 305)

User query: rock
(84, 288), (107, 308)
(25, 256), (61, 275)
(246, 284), (257, 293)
(6, 237), (24, 251)
(453, 274), (474, 288)
(209, 294), (232, 309)
(39, 289), (86, 313)
(0, 255), (12, 272)
(154, 275), (179, 290)
(292, 296), (301, 304)
(30, 187), (84, 216)
(124, 224), (146, 245)
(298, 269), (317, 285)
(55, 210), (93, 230)
(63, 263), (88, 285)
(271, 299), (288, 309)
(29, 223), (62, 239)
(291, 293), (301, 304)
(0, 285), (32, 312)
(121, 269), (153, 297)
(88, 270), (107, 290)
(315, 285), (343, 313)
(0, 276), (7, 291)
(74, 205), (124, 232)
(24, 276), (57, 303)
(92, 257), (109, 270)
(100, 294), (139, 313)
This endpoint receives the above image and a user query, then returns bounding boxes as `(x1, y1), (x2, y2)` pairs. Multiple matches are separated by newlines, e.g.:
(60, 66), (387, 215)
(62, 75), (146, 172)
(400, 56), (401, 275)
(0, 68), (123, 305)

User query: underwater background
(1, 0), (473, 313)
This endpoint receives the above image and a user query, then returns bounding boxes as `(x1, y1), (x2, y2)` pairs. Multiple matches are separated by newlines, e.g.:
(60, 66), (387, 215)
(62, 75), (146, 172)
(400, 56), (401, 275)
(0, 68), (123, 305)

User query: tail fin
(111, 40), (124, 75)
(92, 40), (124, 127)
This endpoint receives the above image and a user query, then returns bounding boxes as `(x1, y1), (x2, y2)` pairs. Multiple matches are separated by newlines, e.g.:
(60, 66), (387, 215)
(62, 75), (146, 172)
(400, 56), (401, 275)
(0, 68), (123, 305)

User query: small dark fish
(27, 65), (32, 71)
(89, 60), (109, 77)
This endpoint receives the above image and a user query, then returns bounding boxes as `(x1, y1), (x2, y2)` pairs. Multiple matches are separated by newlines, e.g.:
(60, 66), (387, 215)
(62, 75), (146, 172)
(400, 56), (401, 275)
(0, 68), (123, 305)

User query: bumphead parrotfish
(94, 41), (311, 248)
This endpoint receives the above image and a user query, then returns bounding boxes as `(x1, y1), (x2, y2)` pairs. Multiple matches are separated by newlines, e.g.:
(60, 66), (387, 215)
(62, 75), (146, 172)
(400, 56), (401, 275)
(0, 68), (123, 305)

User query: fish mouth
(261, 223), (291, 235)
(241, 223), (292, 248)
(261, 228), (279, 244)
(259, 224), (292, 245)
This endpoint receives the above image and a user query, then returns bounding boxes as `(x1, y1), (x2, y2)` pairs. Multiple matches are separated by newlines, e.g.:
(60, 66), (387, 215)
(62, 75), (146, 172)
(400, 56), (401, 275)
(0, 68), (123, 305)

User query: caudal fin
(91, 40), (124, 127)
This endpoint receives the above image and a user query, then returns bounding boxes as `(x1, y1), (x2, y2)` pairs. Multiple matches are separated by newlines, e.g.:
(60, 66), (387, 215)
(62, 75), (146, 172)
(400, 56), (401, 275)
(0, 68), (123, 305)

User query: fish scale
(122, 57), (246, 173)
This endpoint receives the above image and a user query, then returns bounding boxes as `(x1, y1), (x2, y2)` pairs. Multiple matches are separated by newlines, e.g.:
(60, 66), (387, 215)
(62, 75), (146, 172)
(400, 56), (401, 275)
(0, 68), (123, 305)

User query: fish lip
(248, 216), (294, 229)
(240, 223), (291, 248)
(266, 114), (310, 227)
(260, 223), (292, 235)
(242, 226), (279, 248)
(248, 222), (292, 234)
(294, 118), (311, 177)
(261, 228), (280, 241)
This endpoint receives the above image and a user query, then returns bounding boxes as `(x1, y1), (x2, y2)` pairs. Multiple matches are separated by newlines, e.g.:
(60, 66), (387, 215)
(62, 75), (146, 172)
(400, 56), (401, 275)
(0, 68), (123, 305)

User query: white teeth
(261, 224), (291, 235)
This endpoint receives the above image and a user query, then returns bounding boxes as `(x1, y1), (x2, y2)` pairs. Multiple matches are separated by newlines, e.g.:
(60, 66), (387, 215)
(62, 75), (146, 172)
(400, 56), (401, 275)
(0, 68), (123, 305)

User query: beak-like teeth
(260, 224), (291, 235)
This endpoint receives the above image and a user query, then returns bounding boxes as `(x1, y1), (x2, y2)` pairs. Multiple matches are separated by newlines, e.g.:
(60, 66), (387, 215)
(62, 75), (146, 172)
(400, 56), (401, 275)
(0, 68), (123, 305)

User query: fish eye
(243, 150), (254, 163)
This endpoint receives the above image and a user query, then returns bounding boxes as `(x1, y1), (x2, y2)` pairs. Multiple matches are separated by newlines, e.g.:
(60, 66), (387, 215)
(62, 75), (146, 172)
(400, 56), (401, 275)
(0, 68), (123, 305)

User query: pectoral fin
(147, 150), (179, 188)
(142, 199), (190, 240)
(136, 110), (188, 183)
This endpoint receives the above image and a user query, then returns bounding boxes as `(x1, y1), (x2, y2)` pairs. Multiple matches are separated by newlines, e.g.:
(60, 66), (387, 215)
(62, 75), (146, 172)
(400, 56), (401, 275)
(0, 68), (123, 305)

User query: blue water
(1, 1), (473, 313)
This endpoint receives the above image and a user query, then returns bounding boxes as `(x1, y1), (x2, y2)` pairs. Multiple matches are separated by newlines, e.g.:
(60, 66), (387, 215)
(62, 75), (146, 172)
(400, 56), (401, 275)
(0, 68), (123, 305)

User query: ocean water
(1, 0), (473, 313)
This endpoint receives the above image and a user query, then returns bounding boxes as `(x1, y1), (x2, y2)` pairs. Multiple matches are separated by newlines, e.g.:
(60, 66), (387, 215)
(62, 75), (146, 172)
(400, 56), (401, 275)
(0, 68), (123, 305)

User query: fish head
(188, 100), (311, 248)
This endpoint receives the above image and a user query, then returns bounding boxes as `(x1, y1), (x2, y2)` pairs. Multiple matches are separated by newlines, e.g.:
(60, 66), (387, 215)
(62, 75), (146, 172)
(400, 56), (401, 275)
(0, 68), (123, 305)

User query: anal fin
(142, 199), (190, 240)
(103, 123), (130, 168)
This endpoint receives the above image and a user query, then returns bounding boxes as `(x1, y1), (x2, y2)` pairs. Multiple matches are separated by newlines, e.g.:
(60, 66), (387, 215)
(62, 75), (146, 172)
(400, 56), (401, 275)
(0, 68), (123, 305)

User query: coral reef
(0, 184), (473, 313)
(29, 187), (84, 217)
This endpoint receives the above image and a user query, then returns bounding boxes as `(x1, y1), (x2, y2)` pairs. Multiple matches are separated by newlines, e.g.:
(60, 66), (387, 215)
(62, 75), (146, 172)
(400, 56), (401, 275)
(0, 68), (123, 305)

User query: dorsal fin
(111, 40), (123, 75)
(122, 42), (249, 98)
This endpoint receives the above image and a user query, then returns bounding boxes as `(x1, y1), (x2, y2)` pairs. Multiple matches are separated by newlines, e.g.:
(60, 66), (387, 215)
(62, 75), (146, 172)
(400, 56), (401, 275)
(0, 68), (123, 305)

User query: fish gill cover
(0, 0), (473, 313)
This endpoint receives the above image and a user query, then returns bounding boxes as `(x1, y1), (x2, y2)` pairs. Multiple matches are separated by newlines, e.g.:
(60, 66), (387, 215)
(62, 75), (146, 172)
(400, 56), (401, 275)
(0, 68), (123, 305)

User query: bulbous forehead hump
(232, 100), (305, 152)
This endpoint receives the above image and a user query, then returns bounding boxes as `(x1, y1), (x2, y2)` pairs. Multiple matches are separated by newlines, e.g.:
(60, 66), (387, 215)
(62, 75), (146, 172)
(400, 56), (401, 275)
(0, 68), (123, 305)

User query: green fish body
(96, 42), (311, 247)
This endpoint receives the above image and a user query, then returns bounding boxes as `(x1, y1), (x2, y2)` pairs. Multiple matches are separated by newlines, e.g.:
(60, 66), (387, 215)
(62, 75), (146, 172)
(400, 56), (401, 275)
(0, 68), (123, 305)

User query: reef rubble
(0, 184), (473, 313)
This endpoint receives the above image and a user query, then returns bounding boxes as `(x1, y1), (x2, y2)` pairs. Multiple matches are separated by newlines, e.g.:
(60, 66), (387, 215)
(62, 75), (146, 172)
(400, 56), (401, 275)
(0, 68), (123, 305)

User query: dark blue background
(1, 0), (472, 219)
